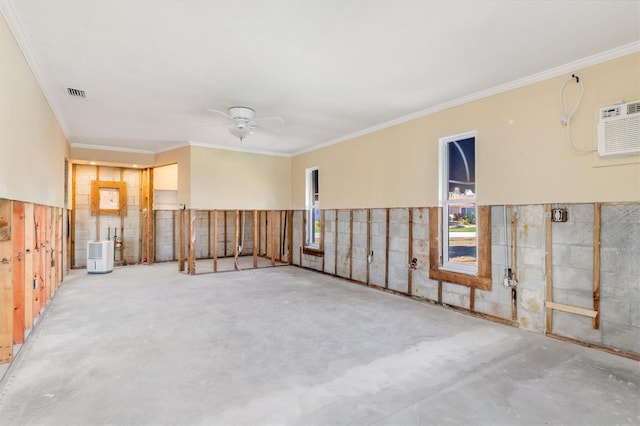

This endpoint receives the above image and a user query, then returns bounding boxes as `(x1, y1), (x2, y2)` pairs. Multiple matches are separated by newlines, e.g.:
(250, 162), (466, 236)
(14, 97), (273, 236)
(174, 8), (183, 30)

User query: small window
(305, 168), (320, 249)
(440, 133), (477, 275)
(430, 131), (491, 290)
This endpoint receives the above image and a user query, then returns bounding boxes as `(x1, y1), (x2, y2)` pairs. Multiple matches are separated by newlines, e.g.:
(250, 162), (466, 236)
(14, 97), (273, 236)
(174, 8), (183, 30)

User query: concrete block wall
(336, 210), (351, 278)
(369, 209), (387, 287)
(73, 165), (141, 267)
(288, 202), (640, 356)
(550, 203), (640, 354)
(154, 210), (176, 262)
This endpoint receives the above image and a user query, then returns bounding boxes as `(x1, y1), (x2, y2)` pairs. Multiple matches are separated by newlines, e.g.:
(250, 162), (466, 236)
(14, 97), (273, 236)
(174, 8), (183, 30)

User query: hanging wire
(560, 74), (594, 153)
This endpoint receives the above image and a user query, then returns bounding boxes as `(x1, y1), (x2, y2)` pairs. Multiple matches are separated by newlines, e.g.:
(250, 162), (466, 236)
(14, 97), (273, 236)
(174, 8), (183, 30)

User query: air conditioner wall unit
(597, 100), (640, 157)
(87, 240), (114, 274)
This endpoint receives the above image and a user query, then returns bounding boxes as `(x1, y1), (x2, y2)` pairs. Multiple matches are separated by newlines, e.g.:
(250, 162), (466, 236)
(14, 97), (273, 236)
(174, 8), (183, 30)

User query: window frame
(429, 131), (492, 290)
(439, 131), (478, 275)
(304, 167), (323, 254)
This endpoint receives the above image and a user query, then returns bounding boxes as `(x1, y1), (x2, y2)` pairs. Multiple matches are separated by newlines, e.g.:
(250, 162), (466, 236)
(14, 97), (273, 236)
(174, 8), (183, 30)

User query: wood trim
(90, 180), (127, 217)
(334, 210), (338, 275)
(545, 204), (553, 334)
(545, 301), (598, 318)
(593, 202), (601, 330)
(428, 206), (492, 290)
(546, 332), (640, 361)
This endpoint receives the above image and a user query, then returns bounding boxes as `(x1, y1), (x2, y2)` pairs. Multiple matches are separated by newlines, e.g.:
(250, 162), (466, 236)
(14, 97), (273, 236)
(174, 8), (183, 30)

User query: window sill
(303, 246), (324, 257)
(429, 267), (491, 290)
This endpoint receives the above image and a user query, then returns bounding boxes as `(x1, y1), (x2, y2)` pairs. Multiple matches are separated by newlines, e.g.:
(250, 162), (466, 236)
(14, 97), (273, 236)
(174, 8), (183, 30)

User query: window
(428, 131), (491, 290)
(440, 132), (477, 275)
(305, 167), (320, 249)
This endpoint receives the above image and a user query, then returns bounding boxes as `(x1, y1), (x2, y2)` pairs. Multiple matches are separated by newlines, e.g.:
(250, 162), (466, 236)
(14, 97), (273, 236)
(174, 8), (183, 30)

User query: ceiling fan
(206, 106), (284, 142)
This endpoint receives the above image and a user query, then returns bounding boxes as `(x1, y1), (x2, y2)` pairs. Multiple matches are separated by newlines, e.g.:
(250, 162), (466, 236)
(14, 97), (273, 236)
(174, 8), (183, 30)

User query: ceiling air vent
(66, 87), (86, 98)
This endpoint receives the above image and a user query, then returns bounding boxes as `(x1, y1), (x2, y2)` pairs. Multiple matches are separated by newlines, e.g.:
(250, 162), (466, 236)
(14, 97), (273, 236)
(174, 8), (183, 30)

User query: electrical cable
(560, 74), (594, 153)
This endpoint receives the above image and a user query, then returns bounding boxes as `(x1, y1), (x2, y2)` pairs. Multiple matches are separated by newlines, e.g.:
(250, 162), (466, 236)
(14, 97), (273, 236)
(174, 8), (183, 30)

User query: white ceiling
(2, 1), (639, 156)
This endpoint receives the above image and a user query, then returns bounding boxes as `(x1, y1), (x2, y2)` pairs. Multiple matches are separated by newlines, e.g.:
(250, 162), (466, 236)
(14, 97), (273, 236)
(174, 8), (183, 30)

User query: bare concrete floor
(0, 263), (638, 425)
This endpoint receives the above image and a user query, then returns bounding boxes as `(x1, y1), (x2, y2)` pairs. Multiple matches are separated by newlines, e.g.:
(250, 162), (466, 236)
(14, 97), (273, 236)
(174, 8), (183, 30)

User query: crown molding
(0, 0), (71, 137)
(69, 143), (155, 155)
(292, 40), (640, 156)
(187, 141), (292, 158)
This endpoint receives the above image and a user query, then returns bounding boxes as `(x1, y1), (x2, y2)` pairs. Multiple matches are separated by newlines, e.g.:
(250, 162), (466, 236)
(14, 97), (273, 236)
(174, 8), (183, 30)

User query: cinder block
(442, 282), (470, 309)
(599, 297), (631, 324)
(601, 321), (640, 354)
(552, 266), (592, 290)
(553, 310), (602, 344)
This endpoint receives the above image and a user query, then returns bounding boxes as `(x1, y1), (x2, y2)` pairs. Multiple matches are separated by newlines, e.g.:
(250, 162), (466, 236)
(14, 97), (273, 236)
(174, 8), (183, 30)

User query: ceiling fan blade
(206, 108), (232, 120)
(254, 116), (285, 125)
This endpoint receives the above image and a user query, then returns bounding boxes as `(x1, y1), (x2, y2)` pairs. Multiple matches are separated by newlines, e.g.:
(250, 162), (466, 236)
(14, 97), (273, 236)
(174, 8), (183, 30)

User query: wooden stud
(385, 208), (390, 289)
(349, 210), (353, 280)
(213, 210), (218, 272)
(12, 202), (25, 344)
(429, 207), (440, 271)
(270, 211), (276, 266)
(207, 211), (212, 258)
(178, 208), (185, 272)
(469, 287), (475, 312)
(171, 210), (176, 261)
(119, 170), (125, 265)
(408, 208), (413, 295)
(278, 210), (283, 262)
(593, 202), (601, 330)
(37, 205), (46, 314)
(253, 210), (258, 268)
(366, 209), (371, 286)
(334, 210), (338, 276)
(477, 205), (492, 279)
(188, 209), (196, 274)
(545, 301), (598, 318)
(23, 203), (34, 331)
(545, 204), (553, 334)
(438, 281), (443, 304)
(321, 210), (325, 271)
(0, 199), (13, 363)
(286, 210), (293, 265)
(95, 166), (100, 241)
(45, 206), (52, 301)
(510, 207), (518, 322)
(223, 211), (228, 257)
(70, 164), (77, 268)
(234, 210), (240, 270)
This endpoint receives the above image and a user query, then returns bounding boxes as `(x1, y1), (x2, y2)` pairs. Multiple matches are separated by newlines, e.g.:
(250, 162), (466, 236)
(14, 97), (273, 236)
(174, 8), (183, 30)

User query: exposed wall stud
(545, 204), (553, 334)
(593, 202), (601, 330)
(23, 203), (34, 331)
(385, 208), (390, 289)
(253, 210), (258, 268)
(349, 210), (353, 280)
(234, 210), (240, 270)
(212, 210), (218, 272)
(510, 206), (518, 322)
(178, 209), (185, 272)
(366, 209), (371, 286)
(12, 201), (25, 344)
(0, 198), (13, 363)
(188, 209), (196, 275)
(408, 208), (413, 295)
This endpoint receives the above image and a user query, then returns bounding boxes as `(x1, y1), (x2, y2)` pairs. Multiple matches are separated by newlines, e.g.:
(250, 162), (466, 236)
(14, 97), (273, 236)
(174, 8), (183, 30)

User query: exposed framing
(90, 180), (127, 216)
